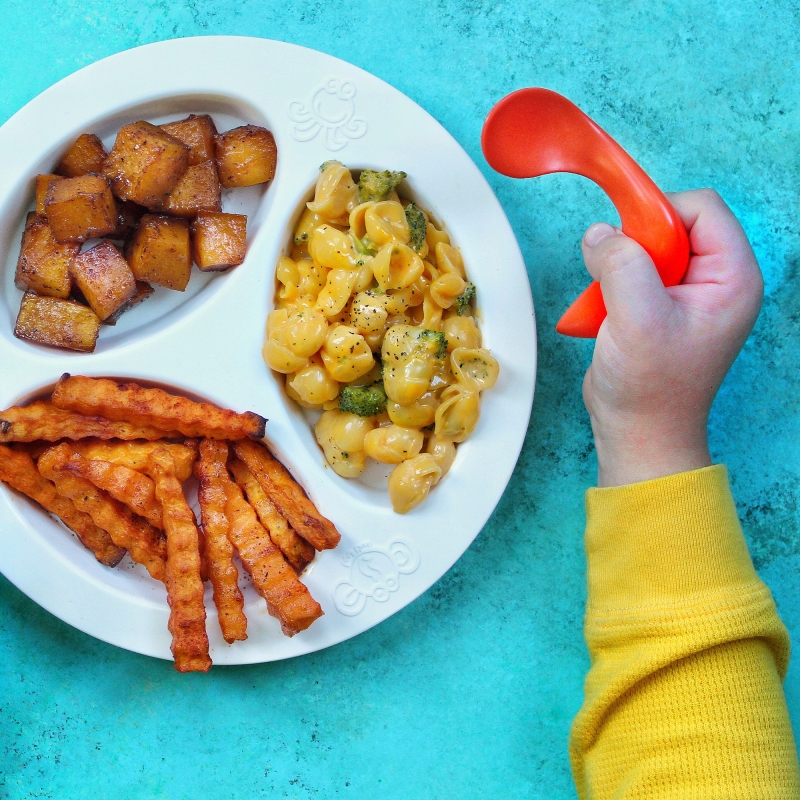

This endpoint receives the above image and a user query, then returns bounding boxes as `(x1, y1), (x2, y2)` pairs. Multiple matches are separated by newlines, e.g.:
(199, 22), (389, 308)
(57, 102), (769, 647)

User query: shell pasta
(265, 162), (499, 513)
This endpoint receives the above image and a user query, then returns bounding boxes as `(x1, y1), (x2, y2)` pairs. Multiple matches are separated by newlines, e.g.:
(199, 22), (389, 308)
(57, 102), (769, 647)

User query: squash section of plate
(0, 36), (536, 665)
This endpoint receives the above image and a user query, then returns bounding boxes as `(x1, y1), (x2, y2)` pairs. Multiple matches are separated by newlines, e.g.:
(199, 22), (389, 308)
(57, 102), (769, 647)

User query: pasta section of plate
(263, 162), (499, 514)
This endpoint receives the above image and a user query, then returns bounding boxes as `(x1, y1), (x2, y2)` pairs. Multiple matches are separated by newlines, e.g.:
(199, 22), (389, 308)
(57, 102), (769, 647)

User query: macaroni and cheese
(264, 163), (499, 513)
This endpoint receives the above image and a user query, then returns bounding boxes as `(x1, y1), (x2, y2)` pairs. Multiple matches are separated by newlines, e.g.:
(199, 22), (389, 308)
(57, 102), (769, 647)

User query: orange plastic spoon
(481, 88), (689, 338)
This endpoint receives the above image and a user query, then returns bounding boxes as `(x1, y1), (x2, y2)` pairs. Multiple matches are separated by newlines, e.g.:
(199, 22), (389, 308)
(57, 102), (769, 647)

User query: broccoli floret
(418, 329), (448, 359)
(358, 169), (407, 203)
(351, 232), (377, 256)
(405, 203), (427, 251)
(338, 382), (388, 417)
(455, 282), (476, 315)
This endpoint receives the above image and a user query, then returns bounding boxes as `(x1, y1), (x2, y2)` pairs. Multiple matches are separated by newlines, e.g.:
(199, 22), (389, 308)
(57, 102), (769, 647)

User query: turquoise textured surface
(1, 2), (798, 798)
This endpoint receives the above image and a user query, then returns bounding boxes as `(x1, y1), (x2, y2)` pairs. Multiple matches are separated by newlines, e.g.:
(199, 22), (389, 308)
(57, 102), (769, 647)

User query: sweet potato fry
(0, 444), (124, 566)
(0, 401), (181, 442)
(222, 470), (323, 636)
(232, 440), (340, 551)
(194, 439), (246, 643)
(61, 454), (163, 529)
(69, 439), (197, 481)
(148, 448), (211, 673)
(229, 458), (314, 571)
(52, 375), (266, 440)
(39, 444), (166, 582)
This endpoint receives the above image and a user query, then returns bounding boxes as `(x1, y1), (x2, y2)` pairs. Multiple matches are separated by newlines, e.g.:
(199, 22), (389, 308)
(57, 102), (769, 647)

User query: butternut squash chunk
(56, 133), (108, 177)
(14, 292), (100, 352)
(191, 210), (246, 271)
(15, 212), (77, 298)
(35, 174), (64, 215)
(158, 161), (221, 218)
(69, 241), (136, 321)
(104, 121), (189, 208)
(44, 174), (117, 243)
(160, 114), (218, 166)
(214, 125), (277, 188)
(126, 214), (191, 290)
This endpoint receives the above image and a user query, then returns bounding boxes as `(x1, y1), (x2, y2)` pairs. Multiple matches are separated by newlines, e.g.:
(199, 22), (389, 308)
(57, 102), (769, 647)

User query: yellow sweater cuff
(585, 465), (759, 612)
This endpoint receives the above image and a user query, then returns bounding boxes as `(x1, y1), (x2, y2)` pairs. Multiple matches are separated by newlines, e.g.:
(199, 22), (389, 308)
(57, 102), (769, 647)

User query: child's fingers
(665, 189), (762, 291)
(666, 189), (743, 256)
(582, 223), (672, 330)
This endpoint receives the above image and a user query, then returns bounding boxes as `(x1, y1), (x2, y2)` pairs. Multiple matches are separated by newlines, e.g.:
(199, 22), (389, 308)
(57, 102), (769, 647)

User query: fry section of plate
(0, 37), (536, 664)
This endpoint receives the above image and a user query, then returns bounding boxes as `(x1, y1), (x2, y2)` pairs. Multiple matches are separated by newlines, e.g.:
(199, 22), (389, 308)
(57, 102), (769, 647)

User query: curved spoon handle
(482, 88), (689, 338)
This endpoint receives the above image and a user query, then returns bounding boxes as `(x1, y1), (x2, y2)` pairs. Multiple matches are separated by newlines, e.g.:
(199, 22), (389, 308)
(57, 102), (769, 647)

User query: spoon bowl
(482, 88), (689, 337)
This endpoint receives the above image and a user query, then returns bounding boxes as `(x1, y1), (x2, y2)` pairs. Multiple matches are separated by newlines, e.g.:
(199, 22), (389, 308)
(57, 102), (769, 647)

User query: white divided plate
(0, 37), (536, 664)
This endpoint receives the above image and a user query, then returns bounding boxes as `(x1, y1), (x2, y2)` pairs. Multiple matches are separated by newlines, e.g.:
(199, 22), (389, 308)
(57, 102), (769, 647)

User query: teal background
(1, 2), (798, 798)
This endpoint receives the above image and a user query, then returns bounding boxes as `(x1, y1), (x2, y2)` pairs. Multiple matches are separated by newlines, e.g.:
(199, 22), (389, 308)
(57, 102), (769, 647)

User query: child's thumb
(581, 223), (671, 328)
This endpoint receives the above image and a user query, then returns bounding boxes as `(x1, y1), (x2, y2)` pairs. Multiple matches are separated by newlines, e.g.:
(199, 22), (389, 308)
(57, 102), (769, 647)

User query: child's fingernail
(584, 222), (616, 247)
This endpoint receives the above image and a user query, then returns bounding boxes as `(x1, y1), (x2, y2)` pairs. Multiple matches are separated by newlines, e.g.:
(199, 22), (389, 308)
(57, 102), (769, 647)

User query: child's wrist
(590, 412), (711, 487)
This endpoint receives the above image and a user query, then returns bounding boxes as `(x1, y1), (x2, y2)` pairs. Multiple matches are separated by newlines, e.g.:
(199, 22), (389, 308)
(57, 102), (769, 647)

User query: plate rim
(0, 35), (537, 665)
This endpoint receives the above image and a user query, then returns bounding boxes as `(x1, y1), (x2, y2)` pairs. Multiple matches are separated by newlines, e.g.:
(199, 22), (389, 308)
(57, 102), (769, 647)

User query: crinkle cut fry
(0, 443), (125, 566)
(38, 444), (166, 582)
(228, 457), (314, 571)
(194, 439), (246, 643)
(62, 454), (163, 529)
(232, 440), (340, 551)
(52, 374), (266, 440)
(148, 448), (211, 673)
(70, 439), (197, 481)
(221, 470), (323, 636)
(0, 400), (182, 442)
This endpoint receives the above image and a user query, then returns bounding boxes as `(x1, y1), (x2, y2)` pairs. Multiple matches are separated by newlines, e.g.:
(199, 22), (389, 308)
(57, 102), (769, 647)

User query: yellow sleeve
(570, 465), (800, 799)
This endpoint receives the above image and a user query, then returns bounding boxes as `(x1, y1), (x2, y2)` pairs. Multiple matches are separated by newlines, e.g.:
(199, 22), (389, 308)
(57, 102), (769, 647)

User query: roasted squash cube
(14, 292), (100, 352)
(158, 161), (221, 218)
(44, 174), (117, 243)
(15, 213), (78, 298)
(191, 211), (247, 271)
(104, 280), (154, 326)
(104, 121), (189, 208)
(214, 125), (277, 188)
(69, 241), (136, 321)
(160, 114), (218, 166)
(126, 214), (192, 290)
(56, 133), (108, 177)
(35, 174), (64, 215)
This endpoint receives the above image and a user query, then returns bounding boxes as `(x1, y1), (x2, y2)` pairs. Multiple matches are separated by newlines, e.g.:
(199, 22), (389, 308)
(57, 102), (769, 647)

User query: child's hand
(581, 189), (763, 487)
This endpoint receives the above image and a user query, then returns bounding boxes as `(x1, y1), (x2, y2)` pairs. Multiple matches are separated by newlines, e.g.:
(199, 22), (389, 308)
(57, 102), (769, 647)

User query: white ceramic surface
(0, 37), (537, 664)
